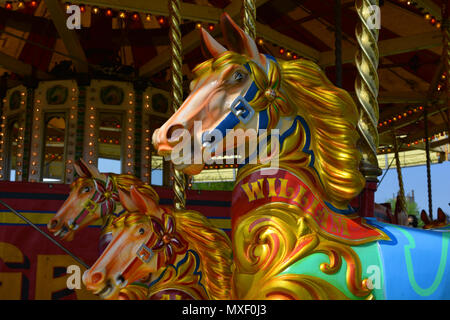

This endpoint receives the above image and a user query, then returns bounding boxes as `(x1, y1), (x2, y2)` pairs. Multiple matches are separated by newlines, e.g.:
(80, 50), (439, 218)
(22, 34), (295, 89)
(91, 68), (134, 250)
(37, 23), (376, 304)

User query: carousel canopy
(0, 0), (448, 170)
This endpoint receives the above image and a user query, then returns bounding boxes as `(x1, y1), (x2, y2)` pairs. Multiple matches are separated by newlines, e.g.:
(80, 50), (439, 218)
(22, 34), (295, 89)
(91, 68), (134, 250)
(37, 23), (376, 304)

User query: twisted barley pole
(355, 0), (381, 180)
(169, 0), (186, 210)
(243, 0), (257, 40)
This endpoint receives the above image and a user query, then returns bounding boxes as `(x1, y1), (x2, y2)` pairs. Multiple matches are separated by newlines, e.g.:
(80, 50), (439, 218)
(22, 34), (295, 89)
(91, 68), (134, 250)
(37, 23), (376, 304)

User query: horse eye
(138, 228), (145, 235)
(82, 186), (91, 193)
(233, 71), (244, 82)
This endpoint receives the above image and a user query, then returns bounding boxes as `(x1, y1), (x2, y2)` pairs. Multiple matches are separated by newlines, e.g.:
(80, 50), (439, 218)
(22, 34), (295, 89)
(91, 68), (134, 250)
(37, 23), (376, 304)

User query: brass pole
(355, 0), (381, 181)
(169, 0), (186, 210)
(243, 0), (257, 40)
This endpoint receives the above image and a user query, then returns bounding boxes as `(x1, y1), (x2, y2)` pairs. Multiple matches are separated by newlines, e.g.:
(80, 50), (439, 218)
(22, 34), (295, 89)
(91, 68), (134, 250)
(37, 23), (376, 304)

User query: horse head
(47, 158), (116, 241)
(82, 186), (187, 299)
(421, 208), (449, 229)
(152, 13), (364, 209)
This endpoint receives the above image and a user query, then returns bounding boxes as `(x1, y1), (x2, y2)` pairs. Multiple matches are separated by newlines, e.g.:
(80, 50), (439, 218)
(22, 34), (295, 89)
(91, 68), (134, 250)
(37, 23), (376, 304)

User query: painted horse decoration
(151, 13), (450, 299)
(82, 186), (232, 300)
(47, 159), (162, 299)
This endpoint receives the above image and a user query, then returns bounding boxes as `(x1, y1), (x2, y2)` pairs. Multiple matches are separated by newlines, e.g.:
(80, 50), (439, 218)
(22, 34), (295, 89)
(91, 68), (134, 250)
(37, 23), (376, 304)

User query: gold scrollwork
(232, 203), (373, 300)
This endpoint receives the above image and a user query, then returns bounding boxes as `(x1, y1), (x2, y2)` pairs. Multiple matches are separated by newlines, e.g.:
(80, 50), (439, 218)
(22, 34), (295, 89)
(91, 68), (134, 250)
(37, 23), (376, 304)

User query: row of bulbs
(400, 0), (443, 29)
(378, 131), (448, 153)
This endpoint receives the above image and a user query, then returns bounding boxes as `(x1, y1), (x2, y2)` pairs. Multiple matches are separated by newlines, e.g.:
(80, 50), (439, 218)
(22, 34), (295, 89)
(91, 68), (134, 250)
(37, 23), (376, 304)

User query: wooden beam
(139, 0), (272, 77)
(44, 0), (88, 73)
(255, 22), (320, 61)
(68, 0), (222, 23)
(319, 31), (442, 67)
(0, 51), (51, 79)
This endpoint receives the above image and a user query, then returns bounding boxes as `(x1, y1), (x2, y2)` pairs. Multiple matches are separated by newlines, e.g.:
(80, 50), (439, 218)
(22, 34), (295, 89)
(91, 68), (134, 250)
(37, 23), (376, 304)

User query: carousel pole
(243, 0), (257, 40)
(355, 0), (381, 181)
(354, 0), (380, 218)
(169, 0), (186, 210)
(424, 105), (433, 219)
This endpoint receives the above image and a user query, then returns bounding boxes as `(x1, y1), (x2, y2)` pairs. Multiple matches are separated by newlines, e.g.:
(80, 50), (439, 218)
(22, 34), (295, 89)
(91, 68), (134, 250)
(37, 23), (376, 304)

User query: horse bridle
(68, 175), (121, 230)
(202, 54), (278, 152)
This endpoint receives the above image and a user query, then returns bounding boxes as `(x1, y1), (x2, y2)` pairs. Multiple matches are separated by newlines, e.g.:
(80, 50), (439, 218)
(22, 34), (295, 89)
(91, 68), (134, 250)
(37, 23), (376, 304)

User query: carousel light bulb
(430, 17), (436, 25)
(30, 1), (38, 8)
(145, 14), (151, 22)
(5, 2), (12, 10)
(436, 22), (441, 28)
(119, 11), (126, 19)
(158, 16), (165, 24)
(132, 12), (139, 21)
(79, 4), (85, 13)
(106, 9), (113, 17)
(424, 13), (431, 20)
(257, 38), (264, 46)
(92, 6), (99, 14)
(196, 22), (202, 29)
(208, 24), (215, 31)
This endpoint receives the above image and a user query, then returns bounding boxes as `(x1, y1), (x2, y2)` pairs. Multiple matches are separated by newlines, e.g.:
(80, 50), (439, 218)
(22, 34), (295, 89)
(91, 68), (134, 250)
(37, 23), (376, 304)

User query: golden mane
(174, 209), (233, 300)
(278, 58), (364, 207)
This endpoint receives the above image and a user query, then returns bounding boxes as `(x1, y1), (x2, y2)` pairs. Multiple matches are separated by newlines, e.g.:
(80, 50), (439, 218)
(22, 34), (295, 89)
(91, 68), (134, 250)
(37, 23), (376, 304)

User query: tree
(388, 197), (424, 227)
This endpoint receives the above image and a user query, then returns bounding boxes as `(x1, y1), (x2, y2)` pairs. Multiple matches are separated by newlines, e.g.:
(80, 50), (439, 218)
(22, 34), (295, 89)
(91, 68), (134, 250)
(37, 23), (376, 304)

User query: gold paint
(241, 178), (265, 202)
(266, 178), (278, 197)
(277, 178), (294, 199)
(232, 202), (374, 300)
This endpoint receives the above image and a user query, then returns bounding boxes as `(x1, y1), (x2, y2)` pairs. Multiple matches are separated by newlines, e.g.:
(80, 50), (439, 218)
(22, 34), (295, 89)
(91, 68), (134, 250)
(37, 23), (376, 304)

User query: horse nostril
(49, 219), (58, 230)
(166, 124), (185, 143)
(91, 271), (105, 285)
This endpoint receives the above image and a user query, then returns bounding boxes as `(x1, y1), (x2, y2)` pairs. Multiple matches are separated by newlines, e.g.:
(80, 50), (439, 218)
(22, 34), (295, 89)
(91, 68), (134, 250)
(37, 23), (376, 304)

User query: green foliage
(388, 197), (424, 227)
(191, 181), (235, 191)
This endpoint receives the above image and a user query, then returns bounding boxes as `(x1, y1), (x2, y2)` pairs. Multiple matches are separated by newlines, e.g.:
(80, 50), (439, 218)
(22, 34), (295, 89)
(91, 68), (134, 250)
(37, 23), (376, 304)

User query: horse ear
(118, 189), (138, 212)
(437, 208), (447, 223)
(78, 158), (106, 181)
(74, 159), (88, 177)
(130, 186), (158, 216)
(220, 12), (259, 60)
(421, 210), (430, 224)
(200, 27), (226, 58)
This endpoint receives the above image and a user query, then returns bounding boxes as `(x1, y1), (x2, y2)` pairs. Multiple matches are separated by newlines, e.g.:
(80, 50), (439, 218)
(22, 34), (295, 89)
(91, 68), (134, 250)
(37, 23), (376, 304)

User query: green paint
(392, 226), (448, 296)
(281, 241), (385, 300)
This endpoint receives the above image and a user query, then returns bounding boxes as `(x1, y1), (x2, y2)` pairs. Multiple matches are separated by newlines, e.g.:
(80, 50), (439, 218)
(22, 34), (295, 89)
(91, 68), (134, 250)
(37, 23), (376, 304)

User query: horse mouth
(53, 225), (74, 241)
(94, 280), (118, 299)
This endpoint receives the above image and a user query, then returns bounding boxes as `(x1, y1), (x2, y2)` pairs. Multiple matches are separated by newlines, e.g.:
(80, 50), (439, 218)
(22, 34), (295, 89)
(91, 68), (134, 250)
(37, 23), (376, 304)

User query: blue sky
(375, 161), (450, 217)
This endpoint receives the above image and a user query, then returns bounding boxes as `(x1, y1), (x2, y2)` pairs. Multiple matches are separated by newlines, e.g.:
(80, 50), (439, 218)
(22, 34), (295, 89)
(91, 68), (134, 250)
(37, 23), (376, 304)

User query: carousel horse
(47, 158), (159, 299)
(82, 186), (232, 300)
(152, 13), (450, 299)
(421, 208), (450, 230)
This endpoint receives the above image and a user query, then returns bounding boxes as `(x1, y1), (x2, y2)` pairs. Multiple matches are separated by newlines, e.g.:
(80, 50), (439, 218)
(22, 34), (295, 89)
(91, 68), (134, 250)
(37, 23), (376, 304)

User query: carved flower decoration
(151, 213), (187, 267)
(92, 176), (120, 216)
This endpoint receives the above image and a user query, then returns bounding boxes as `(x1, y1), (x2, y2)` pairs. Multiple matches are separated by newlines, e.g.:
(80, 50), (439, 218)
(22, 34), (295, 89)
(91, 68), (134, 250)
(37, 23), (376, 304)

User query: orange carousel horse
(47, 159), (160, 299)
(82, 186), (232, 300)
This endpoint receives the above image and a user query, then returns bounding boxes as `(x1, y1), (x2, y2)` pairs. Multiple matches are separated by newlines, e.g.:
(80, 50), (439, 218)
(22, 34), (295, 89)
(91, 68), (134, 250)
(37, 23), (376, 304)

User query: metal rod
(424, 105), (433, 219)
(0, 199), (89, 269)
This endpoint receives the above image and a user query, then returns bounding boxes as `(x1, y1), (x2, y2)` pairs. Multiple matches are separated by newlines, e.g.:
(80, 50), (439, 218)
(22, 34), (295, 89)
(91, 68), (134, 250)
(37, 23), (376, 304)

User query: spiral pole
(355, 0), (381, 180)
(169, 0), (186, 210)
(392, 134), (406, 214)
(243, 0), (257, 40)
